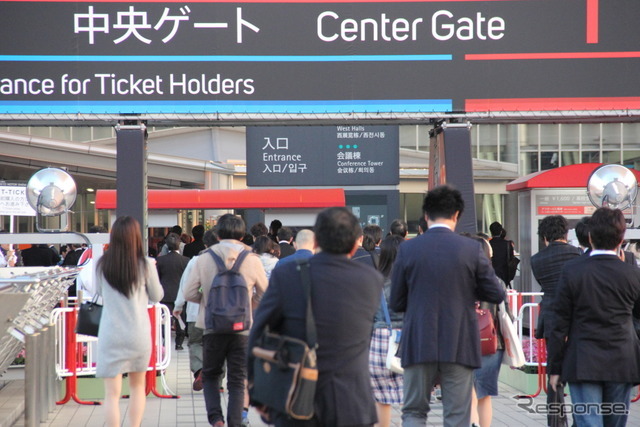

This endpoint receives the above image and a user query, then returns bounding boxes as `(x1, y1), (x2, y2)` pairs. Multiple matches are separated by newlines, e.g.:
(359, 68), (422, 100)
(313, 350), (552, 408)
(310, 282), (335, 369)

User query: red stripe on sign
(586, 0), (599, 44)
(537, 206), (591, 216)
(466, 51), (640, 60)
(465, 97), (640, 112)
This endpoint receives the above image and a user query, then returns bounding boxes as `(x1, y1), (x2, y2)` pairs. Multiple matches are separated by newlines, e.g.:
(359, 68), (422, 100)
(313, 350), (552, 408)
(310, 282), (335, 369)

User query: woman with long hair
(253, 235), (280, 280)
(95, 216), (164, 427)
(467, 233), (506, 427)
(369, 234), (405, 427)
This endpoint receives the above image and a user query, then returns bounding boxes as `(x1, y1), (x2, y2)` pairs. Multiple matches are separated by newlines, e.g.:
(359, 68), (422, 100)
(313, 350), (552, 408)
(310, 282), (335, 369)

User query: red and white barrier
(50, 300), (176, 405)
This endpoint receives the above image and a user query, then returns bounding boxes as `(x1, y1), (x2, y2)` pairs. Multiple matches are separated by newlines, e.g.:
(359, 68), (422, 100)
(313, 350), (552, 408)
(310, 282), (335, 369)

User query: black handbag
(76, 295), (103, 337)
(507, 241), (520, 283)
(549, 382), (569, 427)
(250, 259), (318, 420)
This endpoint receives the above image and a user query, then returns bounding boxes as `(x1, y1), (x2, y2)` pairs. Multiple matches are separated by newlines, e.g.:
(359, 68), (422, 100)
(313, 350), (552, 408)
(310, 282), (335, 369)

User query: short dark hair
(165, 233), (181, 251)
(363, 224), (383, 245)
(277, 226), (293, 242)
(489, 221), (503, 237)
(250, 222), (268, 238)
(389, 219), (408, 238)
(203, 229), (218, 247)
(89, 225), (107, 233)
(538, 215), (569, 242)
(589, 208), (626, 250)
(314, 207), (362, 254)
(170, 225), (183, 235)
(242, 233), (254, 246)
(216, 214), (246, 240)
(191, 224), (205, 240)
(575, 216), (591, 249)
(422, 185), (465, 221)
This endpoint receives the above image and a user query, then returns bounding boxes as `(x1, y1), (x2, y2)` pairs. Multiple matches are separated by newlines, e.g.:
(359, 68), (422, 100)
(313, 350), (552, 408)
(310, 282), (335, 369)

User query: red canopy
(96, 188), (345, 210)
(506, 163), (640, 191)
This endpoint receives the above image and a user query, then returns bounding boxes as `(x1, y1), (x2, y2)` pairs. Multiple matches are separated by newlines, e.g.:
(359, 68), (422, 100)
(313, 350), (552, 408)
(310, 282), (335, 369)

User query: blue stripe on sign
(0, 100), (453, 114)
(0, 54), (453, 62)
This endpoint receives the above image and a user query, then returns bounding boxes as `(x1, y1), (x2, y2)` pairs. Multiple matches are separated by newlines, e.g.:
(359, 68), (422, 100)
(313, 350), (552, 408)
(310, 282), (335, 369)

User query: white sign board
(0, 186), (36, 216)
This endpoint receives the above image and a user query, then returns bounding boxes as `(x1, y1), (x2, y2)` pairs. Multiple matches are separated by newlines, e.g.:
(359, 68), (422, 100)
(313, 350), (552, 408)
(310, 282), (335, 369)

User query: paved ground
(7, 343), (640, 426)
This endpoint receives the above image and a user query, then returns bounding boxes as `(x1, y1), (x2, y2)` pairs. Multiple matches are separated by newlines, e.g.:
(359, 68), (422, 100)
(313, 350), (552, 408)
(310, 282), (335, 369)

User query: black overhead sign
(246, 126), (399, 186)
(1, 0), (639, 115)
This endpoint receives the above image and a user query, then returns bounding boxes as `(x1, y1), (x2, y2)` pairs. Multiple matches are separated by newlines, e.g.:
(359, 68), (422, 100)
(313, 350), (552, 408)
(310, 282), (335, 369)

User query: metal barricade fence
(50, 300), (176, 405)
(506, 290), (640, 401)
(0, 266), (79, 427)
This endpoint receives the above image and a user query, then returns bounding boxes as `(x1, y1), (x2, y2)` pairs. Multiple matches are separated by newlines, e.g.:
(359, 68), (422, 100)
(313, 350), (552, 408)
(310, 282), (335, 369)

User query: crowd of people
(10, 183), (640, 427)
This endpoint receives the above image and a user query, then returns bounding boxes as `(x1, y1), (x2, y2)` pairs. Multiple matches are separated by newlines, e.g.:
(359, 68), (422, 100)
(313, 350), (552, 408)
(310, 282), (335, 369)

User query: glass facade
(398, 122), (640, 233)
(4, 122), (640, 234)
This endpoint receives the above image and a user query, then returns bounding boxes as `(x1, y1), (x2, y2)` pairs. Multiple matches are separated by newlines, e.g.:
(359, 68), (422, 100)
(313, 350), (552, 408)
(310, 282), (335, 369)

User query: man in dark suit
(576, 215), (637, 266)
(61, 243), (85, 266)
(530, 214), (582, 425)
(548, 207), (640, 426)
(156, 233), (190, 350)
(488, 221), (514, 287)
(249, 207), (383, 426)
(183, 224), (206, 259)
(21, 244), (58, 266)
(531, 215), (582, 338)
(276, 226), (295, 259)
(390, 185), (505, 427)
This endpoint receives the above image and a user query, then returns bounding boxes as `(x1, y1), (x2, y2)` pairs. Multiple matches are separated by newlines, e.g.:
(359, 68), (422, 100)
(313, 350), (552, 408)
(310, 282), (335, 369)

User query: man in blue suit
(390, 185), (505, 427)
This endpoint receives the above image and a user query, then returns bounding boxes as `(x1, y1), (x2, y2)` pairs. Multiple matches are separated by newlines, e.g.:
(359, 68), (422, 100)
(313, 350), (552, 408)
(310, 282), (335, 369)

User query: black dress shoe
(175, 345), (184, 350)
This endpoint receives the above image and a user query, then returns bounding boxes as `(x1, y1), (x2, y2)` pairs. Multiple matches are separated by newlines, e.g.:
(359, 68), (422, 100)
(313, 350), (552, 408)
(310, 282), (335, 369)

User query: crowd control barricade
(508, 291), (548, 398)
(506, 290), (640, 402)
(51, 299), (176, 405)
(0, 266), (79, 427)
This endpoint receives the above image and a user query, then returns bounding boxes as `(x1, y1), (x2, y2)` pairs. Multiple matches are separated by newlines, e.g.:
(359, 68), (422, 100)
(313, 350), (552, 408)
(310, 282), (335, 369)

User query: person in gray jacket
(95, 216), (164, 427)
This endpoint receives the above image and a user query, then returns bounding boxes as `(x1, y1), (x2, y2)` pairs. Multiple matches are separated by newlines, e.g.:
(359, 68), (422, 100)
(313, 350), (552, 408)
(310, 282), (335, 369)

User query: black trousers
(162, 301), (185, 347)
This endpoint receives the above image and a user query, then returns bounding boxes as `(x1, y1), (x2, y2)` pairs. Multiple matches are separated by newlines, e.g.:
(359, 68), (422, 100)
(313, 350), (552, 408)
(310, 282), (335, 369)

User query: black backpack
(205, 249), (251, 333)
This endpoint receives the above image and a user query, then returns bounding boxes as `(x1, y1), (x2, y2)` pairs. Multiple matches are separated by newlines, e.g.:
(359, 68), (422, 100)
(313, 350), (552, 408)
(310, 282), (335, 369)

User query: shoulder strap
(207, 249), (227, 272)
(296, 258), (317, 348)
(230, 250), (251, 273)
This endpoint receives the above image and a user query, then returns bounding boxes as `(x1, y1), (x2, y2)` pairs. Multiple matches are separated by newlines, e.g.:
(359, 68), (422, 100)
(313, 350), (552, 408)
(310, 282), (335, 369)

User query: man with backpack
(184, 214), (268, 427)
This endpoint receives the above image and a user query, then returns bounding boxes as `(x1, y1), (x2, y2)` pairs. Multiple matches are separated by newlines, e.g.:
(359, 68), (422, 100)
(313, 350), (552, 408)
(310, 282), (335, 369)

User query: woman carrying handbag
(94, 216), (164, 427)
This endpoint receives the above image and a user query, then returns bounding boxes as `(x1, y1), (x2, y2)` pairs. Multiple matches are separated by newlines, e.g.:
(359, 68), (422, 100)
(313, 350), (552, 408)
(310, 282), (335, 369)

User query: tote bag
(498, 302), (526, 368)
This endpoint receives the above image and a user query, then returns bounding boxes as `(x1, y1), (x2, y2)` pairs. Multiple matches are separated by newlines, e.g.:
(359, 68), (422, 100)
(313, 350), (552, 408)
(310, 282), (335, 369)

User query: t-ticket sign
(246, 126), (399, 186)
(1, 0), (638, 115)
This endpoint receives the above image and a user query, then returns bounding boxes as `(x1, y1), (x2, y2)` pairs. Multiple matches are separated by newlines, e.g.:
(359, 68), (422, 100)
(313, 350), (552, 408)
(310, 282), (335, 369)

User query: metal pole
(46, 323), (57, 413)
(39, 328), (48, 423)
(24, 332), (39, 427)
